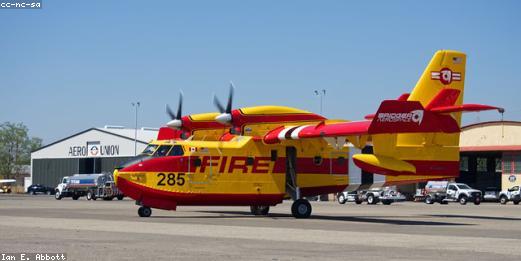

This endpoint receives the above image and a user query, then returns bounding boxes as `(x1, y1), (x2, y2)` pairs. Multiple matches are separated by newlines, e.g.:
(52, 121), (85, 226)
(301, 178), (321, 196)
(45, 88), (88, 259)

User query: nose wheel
(291, 199), (312, 218)
(138, 206), (152, 217)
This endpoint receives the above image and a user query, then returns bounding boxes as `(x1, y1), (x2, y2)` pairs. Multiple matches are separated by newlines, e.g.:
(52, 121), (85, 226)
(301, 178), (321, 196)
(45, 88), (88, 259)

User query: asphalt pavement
(1, 194), (520, 261)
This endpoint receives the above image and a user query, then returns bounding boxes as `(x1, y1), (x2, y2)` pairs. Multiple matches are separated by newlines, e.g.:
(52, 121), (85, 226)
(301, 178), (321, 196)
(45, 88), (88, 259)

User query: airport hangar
(30, 126), (158, 188)
(29, 121), (521, 192)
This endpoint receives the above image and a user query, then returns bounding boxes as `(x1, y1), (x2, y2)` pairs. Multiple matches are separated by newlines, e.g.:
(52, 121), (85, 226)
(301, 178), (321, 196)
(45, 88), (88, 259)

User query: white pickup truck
(498, 186), (521, 205)
(424, 181), (482, 205)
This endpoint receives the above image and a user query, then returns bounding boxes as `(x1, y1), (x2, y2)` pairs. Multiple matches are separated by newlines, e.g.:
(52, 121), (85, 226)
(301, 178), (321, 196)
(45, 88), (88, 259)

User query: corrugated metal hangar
(30, 126), (158, 187)
(458, 121), (521, 191)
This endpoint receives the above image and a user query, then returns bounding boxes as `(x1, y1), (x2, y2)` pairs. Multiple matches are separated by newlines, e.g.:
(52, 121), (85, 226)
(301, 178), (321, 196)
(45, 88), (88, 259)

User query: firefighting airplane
(114, 50), (503, 218)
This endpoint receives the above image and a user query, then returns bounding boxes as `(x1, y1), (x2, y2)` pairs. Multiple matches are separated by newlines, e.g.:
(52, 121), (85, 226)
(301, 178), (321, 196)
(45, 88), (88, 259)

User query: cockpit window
(168, 145), (184, 156)
(154, 145), (172, 157)
(142, 144), (158, 155)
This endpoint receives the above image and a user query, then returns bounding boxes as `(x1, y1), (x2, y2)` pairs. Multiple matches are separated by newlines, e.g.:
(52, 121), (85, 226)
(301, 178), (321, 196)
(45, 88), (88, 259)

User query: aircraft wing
(263, 120), (371, 145)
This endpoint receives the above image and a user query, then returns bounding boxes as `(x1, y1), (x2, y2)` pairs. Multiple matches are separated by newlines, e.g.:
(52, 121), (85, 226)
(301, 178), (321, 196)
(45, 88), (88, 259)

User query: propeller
(166, 91), (184, 129)
(213, 82), (235, 125)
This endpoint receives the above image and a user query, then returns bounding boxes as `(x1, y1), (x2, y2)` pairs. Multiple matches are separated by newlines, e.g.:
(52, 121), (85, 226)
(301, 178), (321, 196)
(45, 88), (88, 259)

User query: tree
(0, 122), (42, 179)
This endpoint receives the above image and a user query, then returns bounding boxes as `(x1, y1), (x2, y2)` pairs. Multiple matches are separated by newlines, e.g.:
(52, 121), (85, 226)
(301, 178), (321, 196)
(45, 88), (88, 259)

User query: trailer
(55, 173), (124, 200)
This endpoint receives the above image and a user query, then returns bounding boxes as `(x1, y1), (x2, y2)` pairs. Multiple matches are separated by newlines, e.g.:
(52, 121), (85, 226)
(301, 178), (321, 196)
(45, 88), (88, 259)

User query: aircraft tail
(353, 50), (502, 178)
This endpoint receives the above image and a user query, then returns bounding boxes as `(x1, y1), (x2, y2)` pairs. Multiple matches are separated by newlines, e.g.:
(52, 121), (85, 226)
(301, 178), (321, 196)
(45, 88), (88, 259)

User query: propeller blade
(166, 104), (176, 120)
(213, 94), (225, 113)
(226, 82), (235, 113)
(176, 91), (183, 120)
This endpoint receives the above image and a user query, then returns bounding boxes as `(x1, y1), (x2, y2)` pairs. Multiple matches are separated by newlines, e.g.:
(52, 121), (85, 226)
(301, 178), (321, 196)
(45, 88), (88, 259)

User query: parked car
(498, 186), (521, 205)
(27, 184), (54, 195)
(483, 187), (499, 202)
(337, 191), (363, 204)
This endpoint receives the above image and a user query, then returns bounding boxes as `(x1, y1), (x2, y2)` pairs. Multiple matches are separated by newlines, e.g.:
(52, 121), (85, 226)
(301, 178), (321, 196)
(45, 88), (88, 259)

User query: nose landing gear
(138, 206), (152, 217)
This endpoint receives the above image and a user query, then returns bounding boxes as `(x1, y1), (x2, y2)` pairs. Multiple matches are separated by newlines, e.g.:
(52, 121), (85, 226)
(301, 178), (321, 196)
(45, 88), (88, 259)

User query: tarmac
(1, 194), (521, 261)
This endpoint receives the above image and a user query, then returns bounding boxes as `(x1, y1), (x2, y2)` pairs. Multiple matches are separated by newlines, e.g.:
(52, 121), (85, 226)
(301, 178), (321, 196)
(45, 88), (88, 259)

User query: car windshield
(457, 184), (471, 190)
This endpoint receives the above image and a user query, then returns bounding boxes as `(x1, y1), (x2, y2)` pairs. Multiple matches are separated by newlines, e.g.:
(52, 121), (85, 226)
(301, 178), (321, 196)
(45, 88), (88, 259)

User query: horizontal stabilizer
(352, 154), (416, 176)
(429, 104), (504, 113)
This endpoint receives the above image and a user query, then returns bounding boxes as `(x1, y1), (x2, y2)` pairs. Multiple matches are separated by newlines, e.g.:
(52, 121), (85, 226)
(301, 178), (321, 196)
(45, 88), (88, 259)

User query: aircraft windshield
(142, 144), (158, 155)
(154, 145), (172, 157)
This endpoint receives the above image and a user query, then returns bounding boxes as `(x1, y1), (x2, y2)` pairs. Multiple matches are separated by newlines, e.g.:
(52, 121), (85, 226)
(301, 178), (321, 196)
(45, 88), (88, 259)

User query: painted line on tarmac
(0, 215), (518, 256)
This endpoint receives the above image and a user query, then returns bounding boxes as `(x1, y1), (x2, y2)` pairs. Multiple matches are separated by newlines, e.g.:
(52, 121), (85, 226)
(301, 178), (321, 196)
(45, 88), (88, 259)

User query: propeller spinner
(213, 82), (235, 125)
(166, 91), (184, 129)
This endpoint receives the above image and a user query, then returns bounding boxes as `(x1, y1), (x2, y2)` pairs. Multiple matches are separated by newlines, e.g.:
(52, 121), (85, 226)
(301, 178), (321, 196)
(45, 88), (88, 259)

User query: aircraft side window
(313, 156), (323, 166)
(194, 158), (202, 167)
(337, 157), (346, 165)
(168, 145), (184, 156)
(270, 150), (278, 162)
(154, 145), (172, 157)
(246, 157), (254, 166)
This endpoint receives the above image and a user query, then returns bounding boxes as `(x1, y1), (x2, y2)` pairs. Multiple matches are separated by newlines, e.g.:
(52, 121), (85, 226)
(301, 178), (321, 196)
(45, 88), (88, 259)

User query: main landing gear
(291, 199), (312, 219)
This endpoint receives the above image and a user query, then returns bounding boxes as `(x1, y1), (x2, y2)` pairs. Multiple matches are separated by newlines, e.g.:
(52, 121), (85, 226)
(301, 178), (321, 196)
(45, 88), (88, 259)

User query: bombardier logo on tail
(431, 68), (461, 85)
(376, 110), (424, 125)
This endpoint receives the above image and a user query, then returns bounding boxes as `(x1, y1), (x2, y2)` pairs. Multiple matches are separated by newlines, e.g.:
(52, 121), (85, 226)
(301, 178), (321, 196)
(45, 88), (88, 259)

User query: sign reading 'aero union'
(68, 141), (120, 157)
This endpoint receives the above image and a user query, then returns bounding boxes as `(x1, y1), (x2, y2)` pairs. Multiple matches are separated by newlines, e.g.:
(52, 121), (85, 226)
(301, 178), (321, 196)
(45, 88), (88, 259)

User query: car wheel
(500, 196), (508, 205)
(367, 194), (376, 205)
(425, 195), (434, 204)
(337, 194), (347, 204)
(117, 195), (124, 200)
(355, 199), (363, 204)
(46, 190), (51, 195)
(72, 195), (79, 200)
(291, 199), (312, 218)
(86, 191), (93, 201)
(55, 191), (62, 200)
(30, 190), (35, 195)
(514, 200), (520, 205)
(382, 200), (392, 205)
(459, 196), (468, 205)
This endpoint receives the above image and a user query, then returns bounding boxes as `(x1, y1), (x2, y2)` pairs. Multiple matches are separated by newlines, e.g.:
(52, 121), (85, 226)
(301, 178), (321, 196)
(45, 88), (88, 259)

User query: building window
(477, 157), (487, 172)
(460, 156), (469, 171)
(514, 155), (521, 174)
(503, 155), (512, 174)
(495, 158), (502, 172)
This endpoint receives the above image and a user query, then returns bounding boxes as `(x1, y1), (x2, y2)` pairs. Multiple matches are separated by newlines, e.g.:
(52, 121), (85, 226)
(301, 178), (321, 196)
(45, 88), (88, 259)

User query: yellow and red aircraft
(114, 50), (502, 218)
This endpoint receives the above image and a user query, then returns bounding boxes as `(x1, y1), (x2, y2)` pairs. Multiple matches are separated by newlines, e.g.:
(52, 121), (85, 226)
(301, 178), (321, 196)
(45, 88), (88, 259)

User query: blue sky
(1, 0), (520, 144)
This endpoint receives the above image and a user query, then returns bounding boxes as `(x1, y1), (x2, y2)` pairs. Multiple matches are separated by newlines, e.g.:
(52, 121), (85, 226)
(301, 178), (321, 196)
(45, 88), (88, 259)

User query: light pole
(314, 89), (327, 201)
(131, 102), (140, 156)
(314, 89), (326, 115)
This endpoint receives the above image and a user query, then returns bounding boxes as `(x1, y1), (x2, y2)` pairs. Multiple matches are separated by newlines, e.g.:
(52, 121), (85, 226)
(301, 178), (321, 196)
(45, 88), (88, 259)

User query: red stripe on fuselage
(121, 156), (349, 175)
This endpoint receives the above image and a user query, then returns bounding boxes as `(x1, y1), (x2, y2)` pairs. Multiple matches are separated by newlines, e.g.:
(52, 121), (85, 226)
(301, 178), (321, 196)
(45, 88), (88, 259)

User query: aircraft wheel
(250, 205), (270, 216)
(138, 207), (152, 217)
(291, 199), (312, 219)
